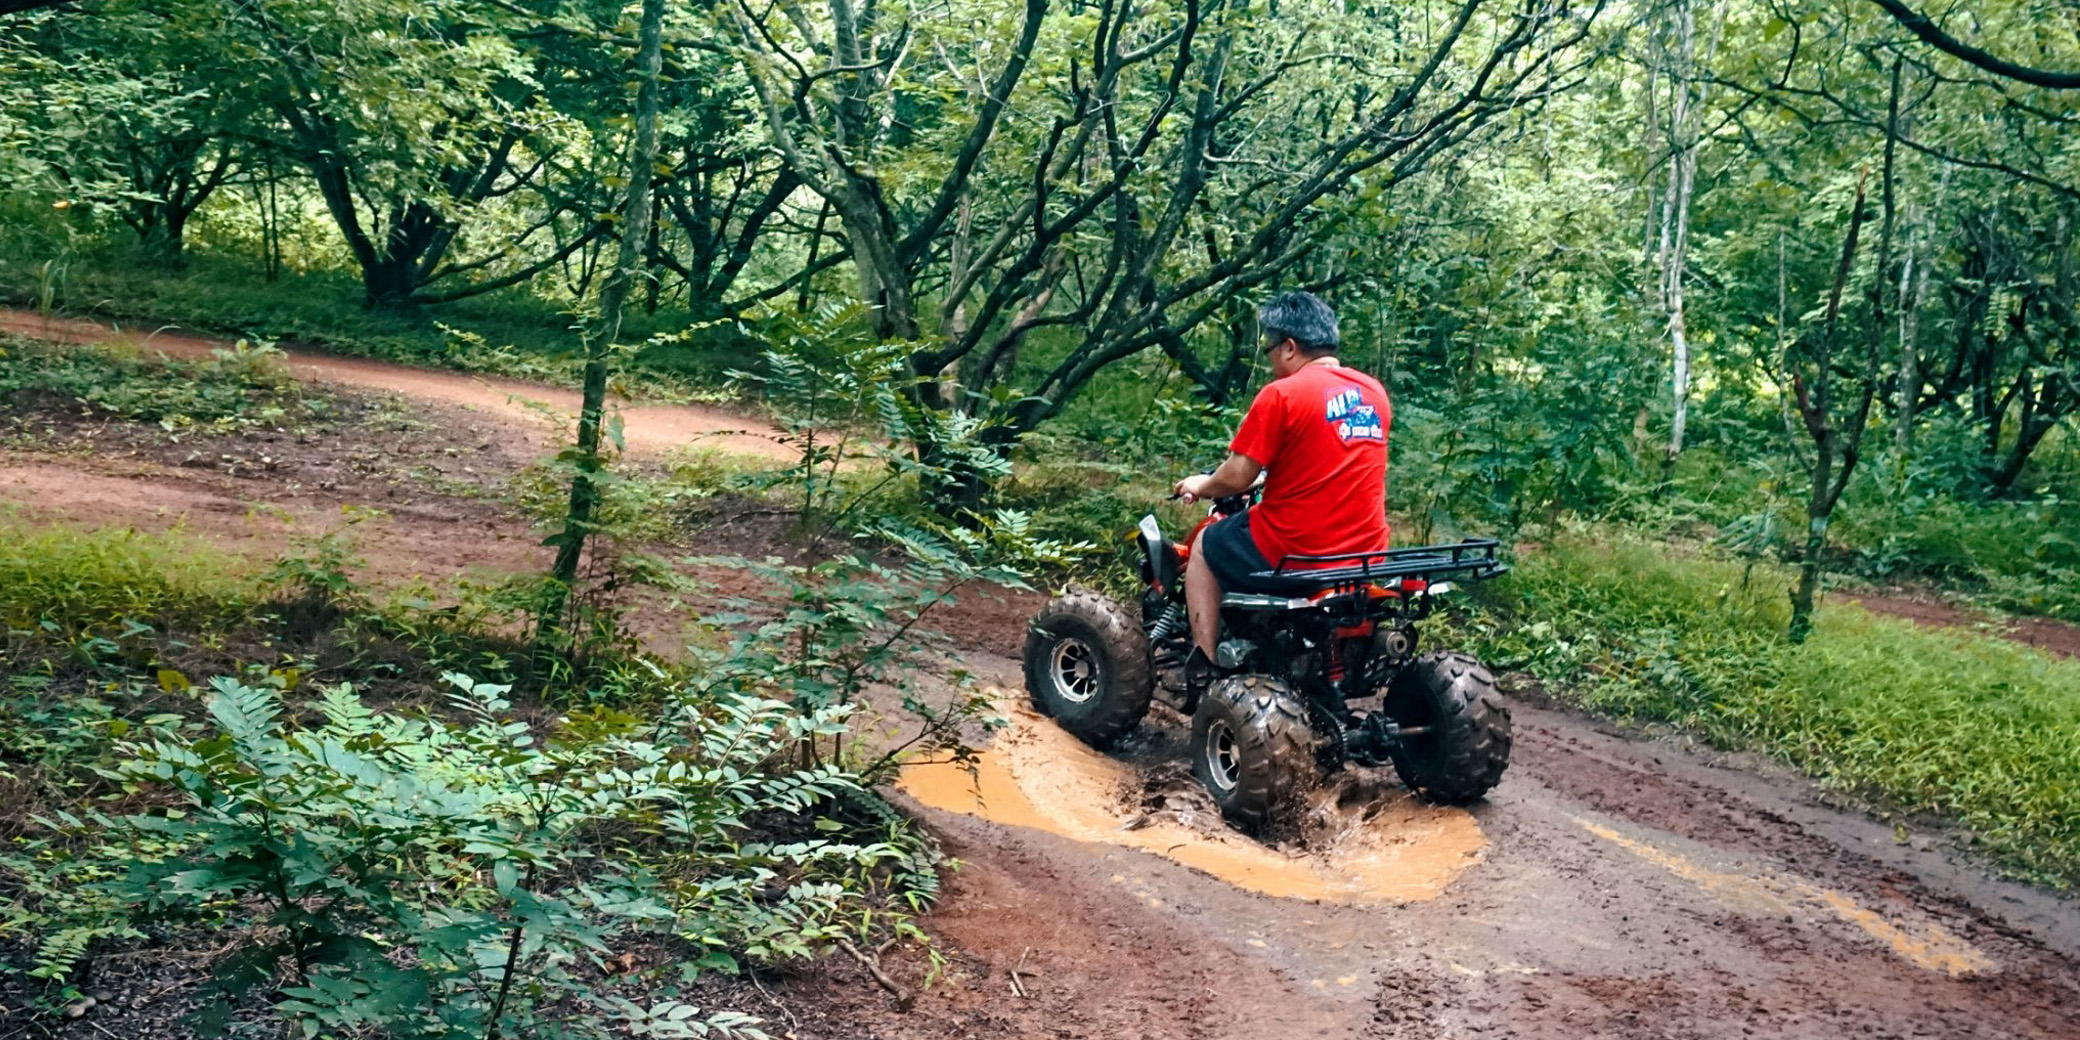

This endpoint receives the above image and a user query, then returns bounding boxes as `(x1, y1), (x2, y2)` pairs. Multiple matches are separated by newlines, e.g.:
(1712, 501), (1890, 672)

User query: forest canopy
(2, 0), (2077, 635)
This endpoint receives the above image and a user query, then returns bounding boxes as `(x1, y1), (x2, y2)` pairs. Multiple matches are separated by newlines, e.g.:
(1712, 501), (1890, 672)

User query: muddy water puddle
(899, 705), (1486, 904)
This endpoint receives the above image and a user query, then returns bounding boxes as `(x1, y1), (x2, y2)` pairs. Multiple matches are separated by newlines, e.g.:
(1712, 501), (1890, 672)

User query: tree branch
(1867, 0), (2080, 89)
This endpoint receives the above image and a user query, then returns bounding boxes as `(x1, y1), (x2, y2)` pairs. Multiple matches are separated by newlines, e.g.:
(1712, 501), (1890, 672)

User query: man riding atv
(1023, 290), (1509, 831)
(1172, 291), (1392, 695)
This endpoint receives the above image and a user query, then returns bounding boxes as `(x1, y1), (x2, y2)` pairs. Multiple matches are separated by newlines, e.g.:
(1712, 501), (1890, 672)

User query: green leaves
(604, 998), (768, 1039)
(74, 667), (935, 1035)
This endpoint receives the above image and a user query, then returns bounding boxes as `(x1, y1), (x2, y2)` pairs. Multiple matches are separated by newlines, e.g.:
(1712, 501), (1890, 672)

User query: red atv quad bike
(1023, 485), (1512, 831)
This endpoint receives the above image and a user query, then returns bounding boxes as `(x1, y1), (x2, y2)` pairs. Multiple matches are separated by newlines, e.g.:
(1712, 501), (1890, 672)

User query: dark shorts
(1199, 510), (1307, 595)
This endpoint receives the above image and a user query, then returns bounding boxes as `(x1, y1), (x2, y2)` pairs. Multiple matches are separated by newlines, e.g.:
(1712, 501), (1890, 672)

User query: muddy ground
(777, 659), (2080, 1040)
(2, 315), (2077, 1039)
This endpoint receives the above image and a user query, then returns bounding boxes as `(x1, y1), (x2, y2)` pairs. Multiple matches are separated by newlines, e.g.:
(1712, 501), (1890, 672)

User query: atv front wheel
(1190, 674), (1318, 832)
(1384, 652), (1511, 804)
(1024, 590), (1152, 749)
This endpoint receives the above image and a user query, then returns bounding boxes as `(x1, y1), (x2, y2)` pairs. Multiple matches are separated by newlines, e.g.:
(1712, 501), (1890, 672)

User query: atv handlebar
(1169, 468), (1267, 504)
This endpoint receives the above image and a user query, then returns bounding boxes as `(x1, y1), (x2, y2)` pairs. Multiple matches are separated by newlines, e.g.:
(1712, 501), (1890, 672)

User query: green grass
(1465, 533), (2080, 888)
(0, 513), (255, 633)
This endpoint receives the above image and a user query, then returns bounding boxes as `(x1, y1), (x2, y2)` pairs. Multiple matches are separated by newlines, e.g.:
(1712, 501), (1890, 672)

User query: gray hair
(1257, 291), (1340, 354)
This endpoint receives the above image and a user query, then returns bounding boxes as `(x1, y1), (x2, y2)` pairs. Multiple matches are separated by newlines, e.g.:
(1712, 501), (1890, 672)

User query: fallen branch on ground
(837, 938), (915, 1008)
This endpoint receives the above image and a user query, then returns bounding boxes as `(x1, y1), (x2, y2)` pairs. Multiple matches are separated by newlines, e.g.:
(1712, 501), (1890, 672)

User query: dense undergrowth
(1008, 377), (2080, 625)
(0, 331), (325, 437)
(0, 503), (1003, 1037)
(1455, 533), (2080, 889)
(0, 323), (1100, 1036)
(1638, 440), (2080, 622)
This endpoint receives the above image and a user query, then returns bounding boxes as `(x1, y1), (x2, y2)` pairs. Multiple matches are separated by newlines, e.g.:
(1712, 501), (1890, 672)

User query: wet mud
(899, 704), (1487, 904)
(868, 675), (2080, 1040)
(1576, 816), (1991, 976)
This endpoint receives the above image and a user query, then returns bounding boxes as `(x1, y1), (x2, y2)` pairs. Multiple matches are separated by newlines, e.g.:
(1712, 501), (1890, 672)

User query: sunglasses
(1262, 335), (1291, 355)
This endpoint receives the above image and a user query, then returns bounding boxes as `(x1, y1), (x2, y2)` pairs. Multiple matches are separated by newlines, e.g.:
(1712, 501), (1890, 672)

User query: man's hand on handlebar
(1173, 473), (1216, 503)
(1172, 453), (1266, 505)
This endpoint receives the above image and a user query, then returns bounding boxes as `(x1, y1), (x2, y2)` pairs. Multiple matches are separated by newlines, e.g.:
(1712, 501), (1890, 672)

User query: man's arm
(1174, 452), (1265, 503)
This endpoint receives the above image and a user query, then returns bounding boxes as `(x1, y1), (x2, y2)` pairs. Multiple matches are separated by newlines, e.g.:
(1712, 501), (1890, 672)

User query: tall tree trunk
(643, 194), (664, 314)
(1790, 63), (1900, 642)
(1657, 0), (1699, 480)
(845, 214), (918, 340)
(537, 0), (668, 654)
(141, 217), (187, 269)
(1894, 211), (1925, 461)
(797, 200), (831, 313)
(1639, 52), (1661, 266)
(1789, 171), (1872, 643)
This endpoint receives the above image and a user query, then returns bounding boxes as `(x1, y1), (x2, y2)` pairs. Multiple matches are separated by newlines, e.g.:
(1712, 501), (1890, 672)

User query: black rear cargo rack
(1250, 539), (1507, 590)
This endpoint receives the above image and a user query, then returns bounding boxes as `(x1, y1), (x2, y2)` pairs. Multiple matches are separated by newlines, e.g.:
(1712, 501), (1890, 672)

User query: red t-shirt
(1228, 363), (1392, 567)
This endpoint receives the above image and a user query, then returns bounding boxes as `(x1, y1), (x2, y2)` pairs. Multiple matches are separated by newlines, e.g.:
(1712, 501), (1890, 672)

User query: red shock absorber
(1327, 623), (1371, 695)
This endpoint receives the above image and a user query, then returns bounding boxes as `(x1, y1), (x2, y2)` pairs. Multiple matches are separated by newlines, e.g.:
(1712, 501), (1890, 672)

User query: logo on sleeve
(1324, 387), (1383, 444)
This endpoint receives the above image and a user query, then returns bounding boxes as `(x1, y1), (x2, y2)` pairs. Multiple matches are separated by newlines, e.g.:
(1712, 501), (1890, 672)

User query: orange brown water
(899, 706), (1487, 904)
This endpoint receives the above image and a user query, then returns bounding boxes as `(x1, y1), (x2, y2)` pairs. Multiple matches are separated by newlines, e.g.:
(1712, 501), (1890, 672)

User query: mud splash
(1579, 818), (1992, 975)
(899, 705), (1487, 904)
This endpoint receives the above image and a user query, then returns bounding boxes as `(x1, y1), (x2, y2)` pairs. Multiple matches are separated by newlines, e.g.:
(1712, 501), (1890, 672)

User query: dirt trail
(0, 308), (793, 461)
(0, 452), (541, 585)
(14, 305), (2079, 658)
(809, 658), (2080, 1040)
(1845, 589), (2080, 659)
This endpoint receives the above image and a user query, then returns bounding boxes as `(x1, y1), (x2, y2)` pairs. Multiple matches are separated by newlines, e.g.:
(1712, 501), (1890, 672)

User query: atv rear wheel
(1384, 652), (1511, 804)
(1190, 674), (1318, 832)
(1024, 590), (1152, 749)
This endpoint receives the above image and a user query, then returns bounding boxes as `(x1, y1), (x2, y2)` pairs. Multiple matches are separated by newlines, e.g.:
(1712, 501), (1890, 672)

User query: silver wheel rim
(1048, 637), (1100, 704)
(1204, 718), (1241, 792)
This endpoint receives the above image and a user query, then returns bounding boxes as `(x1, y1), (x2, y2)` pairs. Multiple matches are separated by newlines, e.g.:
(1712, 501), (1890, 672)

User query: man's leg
(1186, 527), (1221, 660)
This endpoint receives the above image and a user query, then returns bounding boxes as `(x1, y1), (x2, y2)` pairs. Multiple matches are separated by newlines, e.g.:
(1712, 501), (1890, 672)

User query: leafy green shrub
(1464, 534), (2080, 887)
(1833, 491), (2080, 620)
(98, 673), (880, 1038)
(0, 519), (978, 1029)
